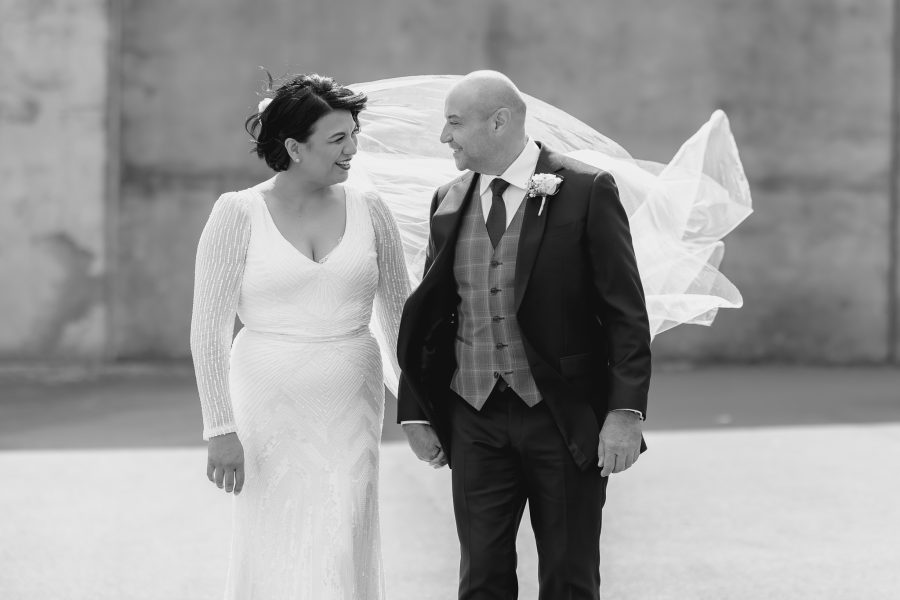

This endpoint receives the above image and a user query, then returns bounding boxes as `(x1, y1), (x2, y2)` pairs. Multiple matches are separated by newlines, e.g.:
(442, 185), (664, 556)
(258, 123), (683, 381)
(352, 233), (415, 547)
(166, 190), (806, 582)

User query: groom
(397, 71), (651, 599)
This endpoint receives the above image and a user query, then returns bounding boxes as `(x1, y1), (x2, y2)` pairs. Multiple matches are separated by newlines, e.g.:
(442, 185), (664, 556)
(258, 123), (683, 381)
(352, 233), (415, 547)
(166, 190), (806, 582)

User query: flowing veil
(349, 76), (752, 391)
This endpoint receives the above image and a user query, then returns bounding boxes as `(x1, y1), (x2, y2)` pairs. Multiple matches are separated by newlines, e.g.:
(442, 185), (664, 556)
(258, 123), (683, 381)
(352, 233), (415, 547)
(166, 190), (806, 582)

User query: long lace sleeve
(189, 192), (251, 440)
(366, 190), (413, 396)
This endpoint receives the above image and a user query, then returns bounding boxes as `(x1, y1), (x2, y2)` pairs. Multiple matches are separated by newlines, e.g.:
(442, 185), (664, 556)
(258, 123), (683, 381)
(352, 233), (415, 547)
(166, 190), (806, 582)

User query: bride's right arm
(189, 192), (251, 441)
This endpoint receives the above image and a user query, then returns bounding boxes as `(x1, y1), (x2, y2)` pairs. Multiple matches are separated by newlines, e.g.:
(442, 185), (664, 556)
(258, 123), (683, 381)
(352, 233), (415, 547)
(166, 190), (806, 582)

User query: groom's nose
(440, 124), (451, 144)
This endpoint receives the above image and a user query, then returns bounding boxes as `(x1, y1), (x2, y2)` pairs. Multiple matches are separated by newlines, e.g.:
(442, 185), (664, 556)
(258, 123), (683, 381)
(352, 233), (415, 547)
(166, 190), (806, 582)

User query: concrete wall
(1, 0), (896, 363)
(0, 0), (111, 360)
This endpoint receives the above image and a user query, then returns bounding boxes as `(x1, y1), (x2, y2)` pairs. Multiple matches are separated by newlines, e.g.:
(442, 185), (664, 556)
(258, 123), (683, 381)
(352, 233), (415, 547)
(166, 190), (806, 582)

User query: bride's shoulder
(220, 186), (261, 205)
(349, 185), (388, 212)
(208, 188), (258, 223)
(350, 186), (399, 235)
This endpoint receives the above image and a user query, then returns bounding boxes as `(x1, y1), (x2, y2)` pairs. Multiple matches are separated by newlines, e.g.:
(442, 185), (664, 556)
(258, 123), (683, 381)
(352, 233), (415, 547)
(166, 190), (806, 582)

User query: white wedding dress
(190, 185), (409, 599)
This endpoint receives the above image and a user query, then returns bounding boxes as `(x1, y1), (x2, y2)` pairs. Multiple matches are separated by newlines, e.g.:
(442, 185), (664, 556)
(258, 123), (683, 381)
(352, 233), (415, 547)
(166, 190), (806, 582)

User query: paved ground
(1, 364), (899, 599)
(2, 363), (898, 449)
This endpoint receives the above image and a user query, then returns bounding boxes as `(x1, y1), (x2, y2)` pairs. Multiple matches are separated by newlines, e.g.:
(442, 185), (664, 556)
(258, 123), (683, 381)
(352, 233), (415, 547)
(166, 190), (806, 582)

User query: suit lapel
(432, 172), (478, 244)
(514, 145), (564, 312)
(399, 173), (479, 371)
(415, 172), (479, 299)
(413, 143), (563, 315)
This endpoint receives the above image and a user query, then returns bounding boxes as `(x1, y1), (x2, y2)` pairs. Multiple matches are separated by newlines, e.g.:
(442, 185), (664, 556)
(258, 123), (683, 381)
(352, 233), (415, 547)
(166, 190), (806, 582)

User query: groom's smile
(441, 88), (487, 172)
(441, 115), (483, 172)
(440, 78), (524, 175)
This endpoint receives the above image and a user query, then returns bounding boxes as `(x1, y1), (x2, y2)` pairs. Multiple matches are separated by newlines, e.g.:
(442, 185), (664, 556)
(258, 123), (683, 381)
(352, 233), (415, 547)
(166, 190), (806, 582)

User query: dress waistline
(242, 325), (371, 343)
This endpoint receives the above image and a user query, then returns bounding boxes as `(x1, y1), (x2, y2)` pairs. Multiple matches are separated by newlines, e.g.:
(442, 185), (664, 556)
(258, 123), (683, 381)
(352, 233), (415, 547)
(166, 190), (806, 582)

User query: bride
(190, 73), (409, 598)
(190, 72), (750, 599)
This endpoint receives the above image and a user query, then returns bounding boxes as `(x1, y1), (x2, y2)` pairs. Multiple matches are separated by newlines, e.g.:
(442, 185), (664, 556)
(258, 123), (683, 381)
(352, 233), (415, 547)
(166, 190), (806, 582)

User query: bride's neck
(268, 171), (333, 209)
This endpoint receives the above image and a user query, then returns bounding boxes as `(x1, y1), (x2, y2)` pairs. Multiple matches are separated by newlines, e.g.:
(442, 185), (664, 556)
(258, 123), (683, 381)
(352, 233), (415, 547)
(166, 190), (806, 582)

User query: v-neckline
(256, 186), (351, 265)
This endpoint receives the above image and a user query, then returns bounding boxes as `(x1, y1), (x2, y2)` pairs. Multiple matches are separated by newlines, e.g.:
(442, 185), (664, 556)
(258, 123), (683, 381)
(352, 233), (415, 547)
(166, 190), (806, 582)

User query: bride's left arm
(366, 191), (413, 394)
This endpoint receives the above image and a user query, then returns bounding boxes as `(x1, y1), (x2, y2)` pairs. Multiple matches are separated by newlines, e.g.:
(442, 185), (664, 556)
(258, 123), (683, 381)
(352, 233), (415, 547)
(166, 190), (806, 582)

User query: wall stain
(0, 98), (41, 124)
(30, 232), (105, 356)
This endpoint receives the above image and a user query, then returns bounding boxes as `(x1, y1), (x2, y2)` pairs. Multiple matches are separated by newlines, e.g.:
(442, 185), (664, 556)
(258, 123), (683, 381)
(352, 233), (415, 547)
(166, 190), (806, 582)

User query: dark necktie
(486, 178), (510, 248)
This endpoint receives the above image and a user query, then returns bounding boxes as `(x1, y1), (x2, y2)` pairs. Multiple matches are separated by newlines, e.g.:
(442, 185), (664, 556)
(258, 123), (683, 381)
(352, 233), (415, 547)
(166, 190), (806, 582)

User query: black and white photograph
(1, 1), (898, 599)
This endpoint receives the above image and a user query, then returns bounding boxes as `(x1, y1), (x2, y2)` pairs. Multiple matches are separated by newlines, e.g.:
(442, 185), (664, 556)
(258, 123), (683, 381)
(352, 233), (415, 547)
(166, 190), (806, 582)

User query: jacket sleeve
(396, 187), (443, 423)
(585, 172), (652, 417)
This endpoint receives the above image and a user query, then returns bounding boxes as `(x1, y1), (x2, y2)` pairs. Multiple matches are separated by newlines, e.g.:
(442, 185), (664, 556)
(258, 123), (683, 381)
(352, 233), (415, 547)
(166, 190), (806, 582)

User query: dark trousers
(450, 383), (608, 600)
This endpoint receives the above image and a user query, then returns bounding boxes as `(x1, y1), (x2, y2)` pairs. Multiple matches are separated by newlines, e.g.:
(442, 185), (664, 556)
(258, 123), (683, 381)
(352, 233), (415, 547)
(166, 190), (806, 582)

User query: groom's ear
(490, 107), (511, 132)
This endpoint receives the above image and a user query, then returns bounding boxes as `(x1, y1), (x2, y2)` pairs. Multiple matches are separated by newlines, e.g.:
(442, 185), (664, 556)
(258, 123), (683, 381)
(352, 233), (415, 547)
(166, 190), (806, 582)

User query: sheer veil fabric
(349, 75), (752, 360)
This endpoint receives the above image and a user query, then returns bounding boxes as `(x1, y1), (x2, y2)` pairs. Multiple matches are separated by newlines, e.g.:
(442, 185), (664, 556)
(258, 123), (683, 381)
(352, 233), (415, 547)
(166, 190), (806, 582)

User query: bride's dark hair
(245, 71), (367, 172)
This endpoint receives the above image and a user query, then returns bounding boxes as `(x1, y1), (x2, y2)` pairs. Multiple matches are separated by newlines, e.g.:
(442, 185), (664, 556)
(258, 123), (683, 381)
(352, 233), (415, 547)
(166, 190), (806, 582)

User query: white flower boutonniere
(526, 173), (564, 216)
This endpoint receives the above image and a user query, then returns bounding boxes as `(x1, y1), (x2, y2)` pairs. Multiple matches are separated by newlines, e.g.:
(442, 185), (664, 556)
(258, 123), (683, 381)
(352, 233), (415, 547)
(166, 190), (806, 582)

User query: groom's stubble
(440, 71), (529, 175)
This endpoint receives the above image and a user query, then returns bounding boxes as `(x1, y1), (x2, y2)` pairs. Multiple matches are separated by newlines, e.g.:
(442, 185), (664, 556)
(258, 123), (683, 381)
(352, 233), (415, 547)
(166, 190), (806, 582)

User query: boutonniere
(526, 173), (564, 216)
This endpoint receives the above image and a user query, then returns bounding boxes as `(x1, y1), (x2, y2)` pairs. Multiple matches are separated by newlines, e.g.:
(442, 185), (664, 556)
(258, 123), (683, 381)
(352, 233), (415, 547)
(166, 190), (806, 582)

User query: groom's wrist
(609, 408), (644, 421)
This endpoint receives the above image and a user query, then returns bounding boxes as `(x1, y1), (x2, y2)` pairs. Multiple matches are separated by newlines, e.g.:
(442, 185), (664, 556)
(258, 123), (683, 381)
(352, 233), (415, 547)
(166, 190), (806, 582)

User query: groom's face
(441, 93), (494, 173)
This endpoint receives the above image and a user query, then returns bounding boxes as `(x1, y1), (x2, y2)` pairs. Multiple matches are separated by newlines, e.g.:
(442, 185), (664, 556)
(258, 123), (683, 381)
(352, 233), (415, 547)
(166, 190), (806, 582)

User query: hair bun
(244, 72), (367, 172)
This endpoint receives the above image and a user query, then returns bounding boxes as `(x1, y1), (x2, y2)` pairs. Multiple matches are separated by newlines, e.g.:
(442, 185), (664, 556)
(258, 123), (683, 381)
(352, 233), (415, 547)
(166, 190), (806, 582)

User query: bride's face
(288, 110), (359, 186)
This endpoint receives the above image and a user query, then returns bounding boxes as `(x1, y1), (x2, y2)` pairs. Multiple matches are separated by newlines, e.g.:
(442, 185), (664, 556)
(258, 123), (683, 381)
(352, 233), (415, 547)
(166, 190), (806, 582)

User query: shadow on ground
(1, 363), (898, 449)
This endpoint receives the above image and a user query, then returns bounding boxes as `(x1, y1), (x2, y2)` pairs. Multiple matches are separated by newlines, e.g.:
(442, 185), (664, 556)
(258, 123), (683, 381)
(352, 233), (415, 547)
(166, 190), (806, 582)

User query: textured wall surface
(0, 0), (110, 360)
(1, 0), (896, 363)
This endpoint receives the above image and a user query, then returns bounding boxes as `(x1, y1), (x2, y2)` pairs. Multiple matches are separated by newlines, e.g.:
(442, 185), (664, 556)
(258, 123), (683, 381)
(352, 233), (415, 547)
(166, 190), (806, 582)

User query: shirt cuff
(400, 420), (431, 426)
(609, 408), (644, 421)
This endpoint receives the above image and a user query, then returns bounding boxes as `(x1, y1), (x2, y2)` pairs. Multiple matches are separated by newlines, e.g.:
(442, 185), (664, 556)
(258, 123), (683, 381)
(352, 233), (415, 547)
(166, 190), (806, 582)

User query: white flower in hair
(258, 97), (273, 113)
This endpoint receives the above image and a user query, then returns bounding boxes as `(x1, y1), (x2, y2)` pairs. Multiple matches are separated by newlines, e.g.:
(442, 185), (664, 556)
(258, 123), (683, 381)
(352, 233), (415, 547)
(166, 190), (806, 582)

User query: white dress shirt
(477, 138), (541, 227)
(402, 139), (643, 424)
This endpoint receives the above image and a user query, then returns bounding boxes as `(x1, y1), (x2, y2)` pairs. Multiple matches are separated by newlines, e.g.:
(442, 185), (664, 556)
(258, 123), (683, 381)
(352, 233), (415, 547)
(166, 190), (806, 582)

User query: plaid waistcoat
(450, 193), (542, 409)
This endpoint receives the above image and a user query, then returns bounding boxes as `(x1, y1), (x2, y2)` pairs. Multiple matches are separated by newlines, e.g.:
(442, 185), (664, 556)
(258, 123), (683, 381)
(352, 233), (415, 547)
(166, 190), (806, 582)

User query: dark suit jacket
(396, 143), (651, 470)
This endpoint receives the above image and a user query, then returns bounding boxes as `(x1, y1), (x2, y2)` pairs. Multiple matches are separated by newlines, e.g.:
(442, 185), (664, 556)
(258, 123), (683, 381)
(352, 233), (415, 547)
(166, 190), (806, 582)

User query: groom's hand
(402, 423), (448, 468)
(598, 411), (642, 477)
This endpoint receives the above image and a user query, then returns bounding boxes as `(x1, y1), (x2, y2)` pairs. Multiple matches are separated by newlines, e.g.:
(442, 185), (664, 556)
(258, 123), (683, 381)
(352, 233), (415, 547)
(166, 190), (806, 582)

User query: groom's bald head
(441, 70), (529, 174)
(451, 71), (527, 122)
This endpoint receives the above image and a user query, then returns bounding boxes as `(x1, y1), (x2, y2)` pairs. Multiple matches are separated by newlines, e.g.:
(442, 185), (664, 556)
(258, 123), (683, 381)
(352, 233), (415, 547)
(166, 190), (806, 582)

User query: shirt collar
(479, 138), (541, 196)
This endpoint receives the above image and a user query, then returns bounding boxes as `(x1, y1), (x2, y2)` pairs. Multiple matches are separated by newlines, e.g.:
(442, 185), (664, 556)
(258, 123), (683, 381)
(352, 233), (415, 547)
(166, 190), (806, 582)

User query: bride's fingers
(224, 468), (236, 493)
(234, 466), (245, 495)
(422, 444), (441, 462)
(429, 449), (447, 468)
(207, 461), (215, 483)
(214, 465), (226, 489)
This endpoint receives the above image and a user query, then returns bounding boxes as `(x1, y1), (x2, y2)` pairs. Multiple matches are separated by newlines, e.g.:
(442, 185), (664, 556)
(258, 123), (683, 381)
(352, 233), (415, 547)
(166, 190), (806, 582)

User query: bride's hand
(402, 423), (448, 468)
(207, 432), (245, 494)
